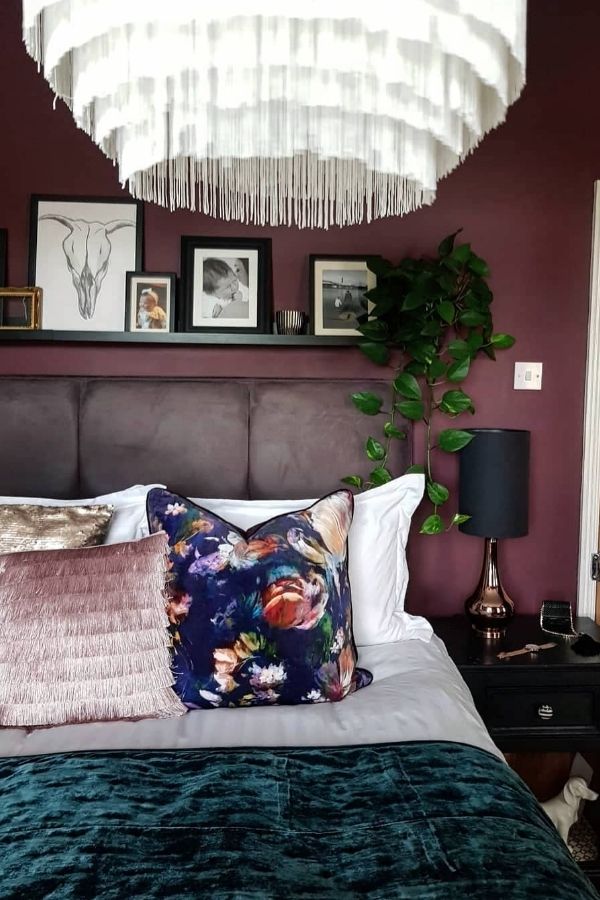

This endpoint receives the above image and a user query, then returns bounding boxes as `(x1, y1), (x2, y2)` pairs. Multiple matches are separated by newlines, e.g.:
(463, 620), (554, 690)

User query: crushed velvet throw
(0, 741), (595, 898)
(0, 532), (186, 726)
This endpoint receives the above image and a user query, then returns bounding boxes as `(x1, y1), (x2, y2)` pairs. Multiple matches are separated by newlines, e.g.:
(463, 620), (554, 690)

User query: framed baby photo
(309, 255), (378, 337)
(125, 272), (176, 333)
(180, 236), (271, 333)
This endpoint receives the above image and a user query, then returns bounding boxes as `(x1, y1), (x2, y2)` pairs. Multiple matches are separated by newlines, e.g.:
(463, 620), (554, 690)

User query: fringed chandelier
(22, 1), (527, 228)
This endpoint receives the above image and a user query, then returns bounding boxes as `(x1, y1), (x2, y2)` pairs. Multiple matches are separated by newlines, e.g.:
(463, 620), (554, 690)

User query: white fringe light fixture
(22, 1), (527, 229)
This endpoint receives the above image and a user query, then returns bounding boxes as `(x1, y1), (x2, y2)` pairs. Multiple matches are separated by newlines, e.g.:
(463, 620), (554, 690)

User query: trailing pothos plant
(342, 229), (515, 535)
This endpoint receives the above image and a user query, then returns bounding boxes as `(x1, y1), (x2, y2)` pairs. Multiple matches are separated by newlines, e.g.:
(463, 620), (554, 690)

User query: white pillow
(193, 474), (431, 647)
(0, 484), (165, 545)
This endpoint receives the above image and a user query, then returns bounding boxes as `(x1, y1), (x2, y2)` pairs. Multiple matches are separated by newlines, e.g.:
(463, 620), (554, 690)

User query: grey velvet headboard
(0, 377), (412, 500)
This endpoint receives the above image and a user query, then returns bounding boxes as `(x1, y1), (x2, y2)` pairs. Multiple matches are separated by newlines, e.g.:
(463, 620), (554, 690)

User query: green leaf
(490, 333), (516, 349)
(366, 256), (392, 277)
(405, 464), (425, 475)
(420, 514), (444, 535)
(427, 481), (450, 505)
(370, 466), (393, 486)
(437, 272), (457, 294)
(341, 475), (364, 489)
(396, 399), (425, 421)
(438, 229), (462, 257)
(360, 341), (390, 365)
(452, 243), (472, 264)
(404, 360), (427, 376)
(468, 255), (490, 277)
(420, 320), (443, 338)
(459, 309), (486, 327)
(437, 301), (455, 324)
(351, 391), (383, 416)
(366, 437), (386, 461)
(447, 339), (470, 360)
(438, 428), (475, 452)
(363, 286), (387, 302)
(451, 513), (471, 526)
(384, 422), (406, 439)
(402, 291), (428, 311)
(409, 341), (436, 365)
(466, 331), (484, 354)
(427, 357), (447, 379)
(439, 389), (474, 416)
(357, 320), (388, 341)
(447, 356), (471, 382)
(471, 281), (493, 305)
(393, 372), (422, 400)
(442, 256), (461, 273)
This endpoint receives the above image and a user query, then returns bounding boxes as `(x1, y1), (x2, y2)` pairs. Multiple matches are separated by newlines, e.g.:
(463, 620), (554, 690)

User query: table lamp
(458, 428), (530, 637)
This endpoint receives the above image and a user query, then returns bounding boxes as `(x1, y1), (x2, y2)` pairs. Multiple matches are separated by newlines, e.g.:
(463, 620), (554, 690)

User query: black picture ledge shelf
(0, 330), (361, 347)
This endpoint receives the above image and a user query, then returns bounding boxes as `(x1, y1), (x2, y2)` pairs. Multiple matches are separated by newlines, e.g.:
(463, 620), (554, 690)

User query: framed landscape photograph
(29, 195), (143, 332)
(181, 236), (271, 333)
(309, 255), (377, 337)
(125, 272), (176, 333)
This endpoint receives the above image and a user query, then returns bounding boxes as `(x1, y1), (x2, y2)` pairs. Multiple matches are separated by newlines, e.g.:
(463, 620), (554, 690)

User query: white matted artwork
(181, 237), (271, 334)
(29, 196), (143, 332)
(310, 257), (377, 336)
(192, 251), (256, 328)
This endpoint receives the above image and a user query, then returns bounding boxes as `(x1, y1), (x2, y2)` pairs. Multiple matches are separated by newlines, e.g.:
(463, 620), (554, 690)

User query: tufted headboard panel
(0, 377), (412, 499)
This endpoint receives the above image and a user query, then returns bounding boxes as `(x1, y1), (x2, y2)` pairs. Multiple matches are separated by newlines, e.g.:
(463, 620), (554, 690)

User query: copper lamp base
(465, 537), (514, 638)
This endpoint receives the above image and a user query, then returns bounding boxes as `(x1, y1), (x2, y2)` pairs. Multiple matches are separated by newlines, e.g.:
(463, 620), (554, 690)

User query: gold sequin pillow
(0, 504), (114, 553)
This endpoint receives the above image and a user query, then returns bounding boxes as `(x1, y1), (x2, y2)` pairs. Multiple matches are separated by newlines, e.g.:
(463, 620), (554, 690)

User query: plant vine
(343, 229), (515, 534)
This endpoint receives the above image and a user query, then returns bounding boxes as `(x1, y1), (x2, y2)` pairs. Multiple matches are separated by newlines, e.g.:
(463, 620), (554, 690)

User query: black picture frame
(181, 236), (271, 334)
(0, 229), (7, 288)
(125, 272), (176, 333)
(309, 254), (378, 337)
(29, 194), (144, 332)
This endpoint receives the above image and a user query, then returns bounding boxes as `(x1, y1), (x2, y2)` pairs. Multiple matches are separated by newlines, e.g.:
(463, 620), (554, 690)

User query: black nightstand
(431, 615), (600, 752)
(432, 615), (600, 889)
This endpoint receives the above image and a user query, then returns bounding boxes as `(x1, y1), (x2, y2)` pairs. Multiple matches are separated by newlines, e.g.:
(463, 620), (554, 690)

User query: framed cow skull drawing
(29, 195), (143, 332)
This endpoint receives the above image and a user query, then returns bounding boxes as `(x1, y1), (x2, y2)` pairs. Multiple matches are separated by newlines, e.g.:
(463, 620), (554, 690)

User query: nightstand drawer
(485, 688), (596, 729)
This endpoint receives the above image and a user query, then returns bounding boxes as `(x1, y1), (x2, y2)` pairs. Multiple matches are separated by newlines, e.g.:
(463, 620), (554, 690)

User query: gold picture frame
(0, 287), (42, 330)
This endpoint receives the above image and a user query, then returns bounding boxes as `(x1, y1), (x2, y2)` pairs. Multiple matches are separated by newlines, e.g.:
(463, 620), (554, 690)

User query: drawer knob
(538, 704), (554, 720)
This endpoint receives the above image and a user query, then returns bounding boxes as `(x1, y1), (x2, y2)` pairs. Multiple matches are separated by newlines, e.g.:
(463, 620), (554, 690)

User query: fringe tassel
(1, 688), (186, 728)
(0, 532), (186, 726)
(0, 663), (176, 705)
(128, 154), (432, 230)
(0, 645), (173, 684)
(0, 608), (170, 639)
(0, 628), (166, 661)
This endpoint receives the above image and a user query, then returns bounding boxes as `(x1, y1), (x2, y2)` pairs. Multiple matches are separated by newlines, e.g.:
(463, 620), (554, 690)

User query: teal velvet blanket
(0, 740), (596, 899)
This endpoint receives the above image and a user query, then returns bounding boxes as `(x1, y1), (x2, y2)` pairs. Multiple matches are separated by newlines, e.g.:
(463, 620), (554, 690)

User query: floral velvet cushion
(147, 488), (372, 709)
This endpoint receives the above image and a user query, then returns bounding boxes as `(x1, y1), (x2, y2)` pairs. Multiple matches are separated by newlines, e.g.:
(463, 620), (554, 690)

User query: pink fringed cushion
(0, 532), (186, 727)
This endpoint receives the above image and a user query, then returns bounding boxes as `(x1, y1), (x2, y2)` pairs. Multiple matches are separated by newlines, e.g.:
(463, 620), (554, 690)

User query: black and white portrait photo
(199, 256), (251, 321)
(29, 195), (143, 332)
(181, 237), (271, 334)
(125, 272), (175, 333)
(310, 257), (376, 336)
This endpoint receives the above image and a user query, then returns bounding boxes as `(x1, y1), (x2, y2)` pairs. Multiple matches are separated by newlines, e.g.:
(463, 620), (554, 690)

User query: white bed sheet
(0, 635), (501, 759)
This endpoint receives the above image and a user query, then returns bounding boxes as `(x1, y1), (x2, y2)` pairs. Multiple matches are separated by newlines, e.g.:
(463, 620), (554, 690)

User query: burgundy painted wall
(0, 1), (598, 617)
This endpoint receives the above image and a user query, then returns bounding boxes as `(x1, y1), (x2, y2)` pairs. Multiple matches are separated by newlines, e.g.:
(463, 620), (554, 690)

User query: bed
(0, 376), (596, 899)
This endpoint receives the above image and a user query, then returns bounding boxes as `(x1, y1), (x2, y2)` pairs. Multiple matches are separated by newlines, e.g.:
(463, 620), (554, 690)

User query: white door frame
(577, 181), (600, 618)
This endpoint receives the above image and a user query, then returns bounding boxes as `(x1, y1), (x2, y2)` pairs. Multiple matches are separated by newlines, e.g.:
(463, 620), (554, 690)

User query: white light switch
(514, 361), (543, 390)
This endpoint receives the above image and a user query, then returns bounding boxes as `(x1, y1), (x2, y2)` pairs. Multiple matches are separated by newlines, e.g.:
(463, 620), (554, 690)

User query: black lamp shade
(458, 429), (529, 538)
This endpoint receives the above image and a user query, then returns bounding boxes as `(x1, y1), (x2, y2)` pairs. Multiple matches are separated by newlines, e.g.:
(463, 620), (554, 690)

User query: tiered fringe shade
(22, 1), (527, 228)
